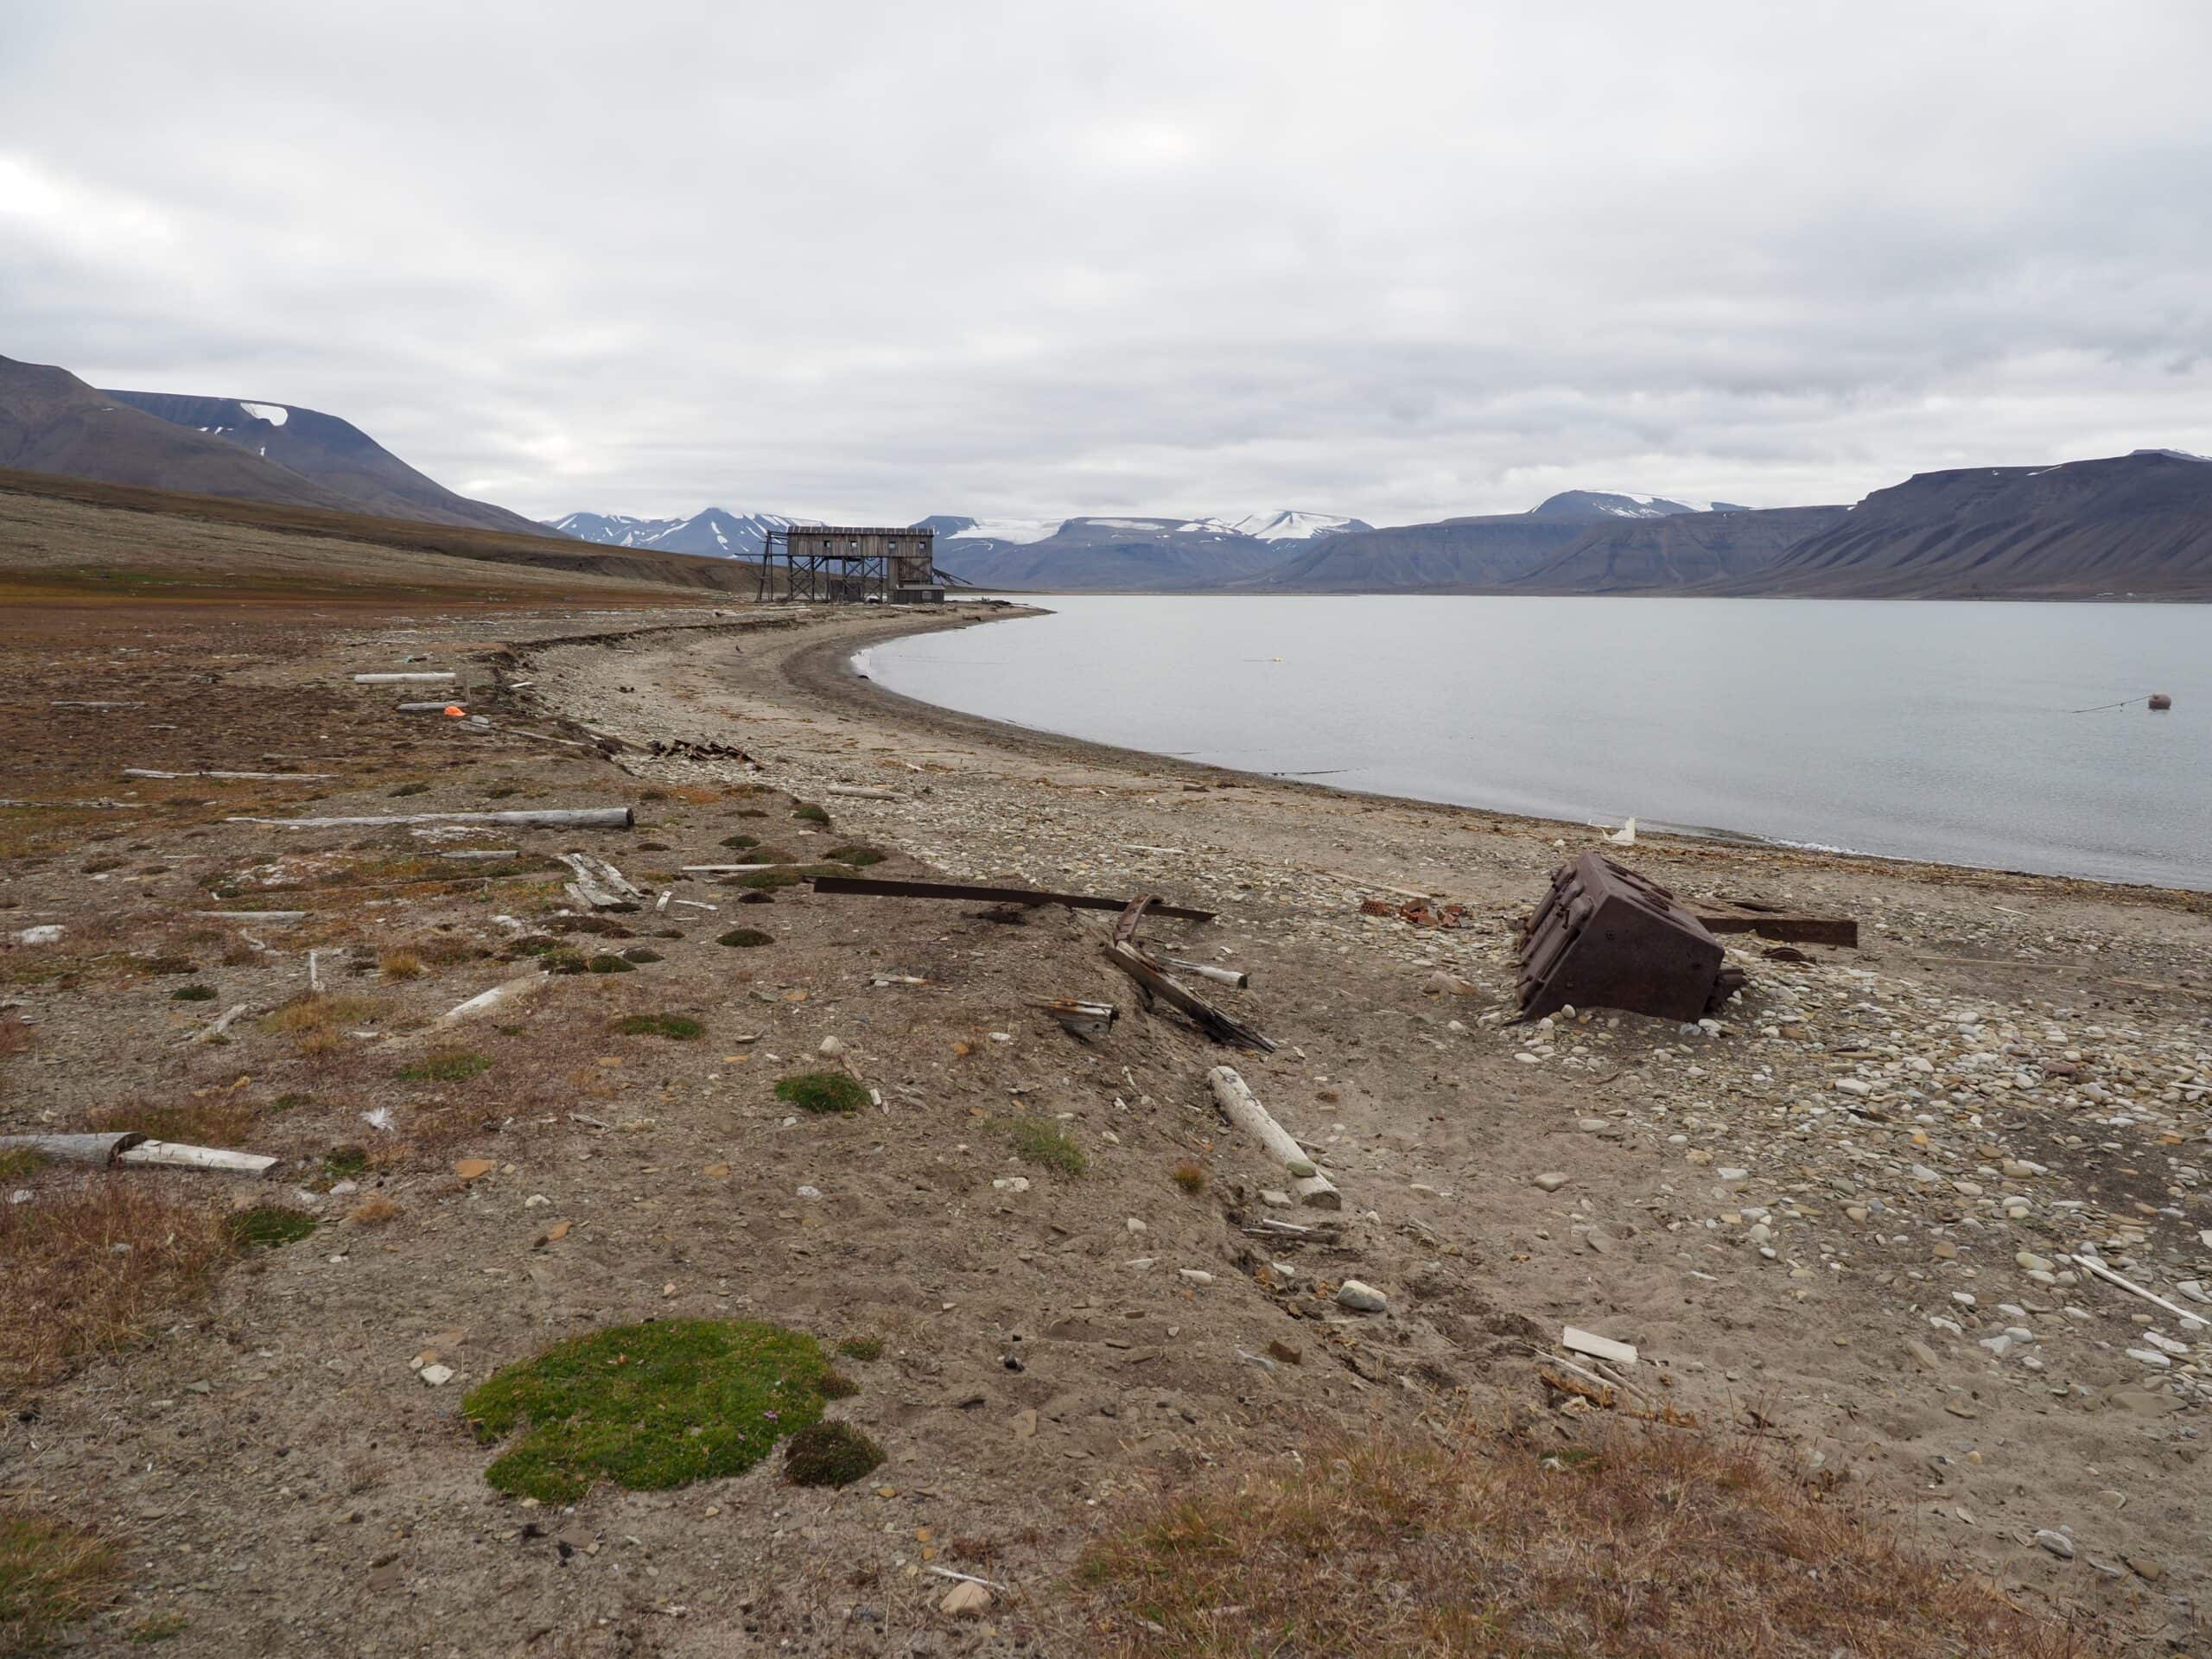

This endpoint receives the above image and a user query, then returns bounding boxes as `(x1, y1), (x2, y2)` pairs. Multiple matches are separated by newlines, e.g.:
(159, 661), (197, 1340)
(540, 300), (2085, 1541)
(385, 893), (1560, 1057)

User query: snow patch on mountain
(547, 507), (814, 558)
(236, 401), (289, 426)
(944, 518), (1064, 543)
(1225, 509), (1363, 540)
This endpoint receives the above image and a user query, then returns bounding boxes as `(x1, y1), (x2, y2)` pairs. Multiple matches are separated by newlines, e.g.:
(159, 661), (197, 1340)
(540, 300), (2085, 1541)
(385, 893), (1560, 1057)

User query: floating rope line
(2069, 696), (2151, 714)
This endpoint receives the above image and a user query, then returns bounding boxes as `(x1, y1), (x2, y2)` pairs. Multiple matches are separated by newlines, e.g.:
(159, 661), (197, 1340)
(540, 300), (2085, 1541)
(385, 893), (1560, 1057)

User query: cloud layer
(6, 1), (2210, 524)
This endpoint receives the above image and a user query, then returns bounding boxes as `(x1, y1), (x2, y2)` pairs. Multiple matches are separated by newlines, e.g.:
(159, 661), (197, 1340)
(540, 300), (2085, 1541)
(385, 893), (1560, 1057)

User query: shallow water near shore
(861, 594), (2212, 890)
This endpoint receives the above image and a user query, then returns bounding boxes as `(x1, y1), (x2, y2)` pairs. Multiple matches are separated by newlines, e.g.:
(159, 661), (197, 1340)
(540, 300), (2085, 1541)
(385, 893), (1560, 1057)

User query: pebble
(1177, 1268), (1215, 1286)
(1336, 1280), (1388, 1313)
(817, 1036), (846, 1058)
(2035, 1529), (2075, 1560)
(419, 1363), (454, 1388)
(1532, 1172), (1568, 1192)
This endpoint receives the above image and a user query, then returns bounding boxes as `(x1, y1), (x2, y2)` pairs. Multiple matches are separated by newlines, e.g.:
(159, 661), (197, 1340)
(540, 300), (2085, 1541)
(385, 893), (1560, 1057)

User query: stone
(1533, 1172), (1568, 1192)
(939, 1580), (993, 1615)
(1906, 1339), (1941, 1370)
(1259, 1189), (1291, 1207)
(1010, 1408), (1037, 1440)
(1336, 1280), (1388, 1313)
(817, 1036), (846, 1058)
(419, 1363), (454, 1388)
(992, 1177), (1030, 1193)
(452, 1159), (495, 1183)
(1177, 1268), (1214, 1286)
(1267, 1339), (1303, 1365)
(2034, 1529), (2075, 1560)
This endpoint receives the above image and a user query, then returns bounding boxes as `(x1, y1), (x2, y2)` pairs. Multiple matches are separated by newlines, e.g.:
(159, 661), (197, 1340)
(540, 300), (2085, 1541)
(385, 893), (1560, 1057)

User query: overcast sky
(6, 2), (2210, 526)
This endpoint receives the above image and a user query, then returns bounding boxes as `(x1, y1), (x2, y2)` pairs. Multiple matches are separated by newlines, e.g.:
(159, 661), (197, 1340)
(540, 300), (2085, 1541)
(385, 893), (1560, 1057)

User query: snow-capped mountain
(547, 508), (814, 559)
(1529, 490), (1749, 520)
(1217, 509), (1367, 540)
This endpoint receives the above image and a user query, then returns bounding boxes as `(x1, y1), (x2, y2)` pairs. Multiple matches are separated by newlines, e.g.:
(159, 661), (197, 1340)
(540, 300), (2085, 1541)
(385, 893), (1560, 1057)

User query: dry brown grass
(1077, 1414), (2105, 1659)
(0, 1511), (118, 1652)
(0, 1178), (229, 1395)
(378, 948), (426, 981)
(0, 1014), (30, 1058)
(89, 1087), (262, 1148)
(347, 1195), (403, 1227)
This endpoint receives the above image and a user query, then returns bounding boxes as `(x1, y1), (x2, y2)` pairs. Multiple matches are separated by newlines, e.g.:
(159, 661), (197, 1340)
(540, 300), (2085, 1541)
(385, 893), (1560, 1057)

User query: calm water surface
(861, 595), (2212, 890)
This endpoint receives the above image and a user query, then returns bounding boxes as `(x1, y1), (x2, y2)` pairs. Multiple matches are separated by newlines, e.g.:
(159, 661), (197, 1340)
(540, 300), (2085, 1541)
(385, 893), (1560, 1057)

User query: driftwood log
(434, 970), (551, 1029)
(352, 672), (455, 684)
(124, 768), (334, 782)
(557, 851), (647, 910)
(1206, 1067), (1339, 1208)
(0, 1132), (276, 1176)
(228, 807), (632, 830)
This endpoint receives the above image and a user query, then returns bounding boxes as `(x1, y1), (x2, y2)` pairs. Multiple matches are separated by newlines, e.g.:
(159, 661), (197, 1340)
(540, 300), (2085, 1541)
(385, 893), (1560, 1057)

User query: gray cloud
(4, 0), (2210, 524)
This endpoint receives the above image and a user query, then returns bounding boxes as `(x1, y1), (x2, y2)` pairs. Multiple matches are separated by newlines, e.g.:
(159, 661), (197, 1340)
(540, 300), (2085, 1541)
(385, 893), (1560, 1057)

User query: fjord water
(862, 595), (2212, 890)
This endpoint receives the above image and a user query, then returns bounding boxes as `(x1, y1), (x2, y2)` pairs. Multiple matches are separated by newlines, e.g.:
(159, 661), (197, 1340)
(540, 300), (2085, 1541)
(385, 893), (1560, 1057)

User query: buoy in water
(2149, 693), (2173, 711)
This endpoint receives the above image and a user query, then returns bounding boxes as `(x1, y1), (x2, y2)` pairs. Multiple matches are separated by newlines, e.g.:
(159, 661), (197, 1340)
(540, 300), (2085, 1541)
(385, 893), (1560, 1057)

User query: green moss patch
(791, 803), (830, 825)
(733, 869), (801, 891)
(399, 1050), (492, 1083)
(388, 782), (430, 798)
(613, 1014), (702, 1040)
(836, 1335), (885, 1363)
(586, 954), (635, 974)
(463, 1319), (849, 1503)
(775, 1072), (868, 1116)
(782, 1421), (884, 1488)
(718, 834), (760, 850)
(823, 846), (886, 867)
(169, 983), (217, 1001)
(1003, 1116), (1086, 1178)
(717, 928), (774, 948)
(225, 1205), (317, 1250)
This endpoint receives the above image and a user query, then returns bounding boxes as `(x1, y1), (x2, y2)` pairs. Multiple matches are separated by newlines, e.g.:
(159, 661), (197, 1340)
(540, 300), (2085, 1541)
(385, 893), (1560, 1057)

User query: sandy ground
(3, 591), (2209, 1656)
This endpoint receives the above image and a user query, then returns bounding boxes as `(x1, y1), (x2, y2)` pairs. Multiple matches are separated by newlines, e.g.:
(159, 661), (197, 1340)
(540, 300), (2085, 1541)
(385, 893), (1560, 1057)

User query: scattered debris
(1561, 1325), (1638, 1367)
(810, 874), (1213, 922)
(433, 971), (552, 1029)
(1359, 896), (1471, 929)
(1039, 999), (1117, 1039)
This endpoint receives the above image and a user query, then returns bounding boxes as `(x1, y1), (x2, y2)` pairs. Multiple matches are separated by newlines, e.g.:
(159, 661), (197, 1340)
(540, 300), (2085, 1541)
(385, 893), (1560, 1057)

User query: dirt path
(3, 594), (2208, 1656)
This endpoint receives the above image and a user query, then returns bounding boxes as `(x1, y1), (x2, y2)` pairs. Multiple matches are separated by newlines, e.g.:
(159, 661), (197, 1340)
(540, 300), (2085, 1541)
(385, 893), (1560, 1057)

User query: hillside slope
(105, 388), (548, 536)
(933, 516), (1295, 589)
(1, 354), (355, 512)
(1516, 505), (1849, 592)
(1738, 451), (2212, 598)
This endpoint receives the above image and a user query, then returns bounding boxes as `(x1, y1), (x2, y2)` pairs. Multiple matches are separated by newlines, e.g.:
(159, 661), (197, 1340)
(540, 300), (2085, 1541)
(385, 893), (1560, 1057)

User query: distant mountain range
(13, 346), (2209, 599)
(920, 512), (1371, 589)
(0, 354), (548, 535)
(547, 508), (811, 560)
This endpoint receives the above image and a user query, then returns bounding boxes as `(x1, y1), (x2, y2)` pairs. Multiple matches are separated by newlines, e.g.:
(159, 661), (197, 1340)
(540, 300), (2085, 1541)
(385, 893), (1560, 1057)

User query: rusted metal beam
(1692, 899), (1858, 949)
(808, 874), (1213, 923)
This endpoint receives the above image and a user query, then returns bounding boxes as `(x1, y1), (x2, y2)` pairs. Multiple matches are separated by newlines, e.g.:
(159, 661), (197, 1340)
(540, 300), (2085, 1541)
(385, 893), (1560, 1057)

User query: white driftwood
(51, 700), (144, 709)
(352, 672), (455, 684)
(2069, 1254), (2209, 1330)
(437, 849), (522, 860)
(196, 910), (307, 924)
(671, 898), (717, 912)
(1165, 957), (1249, 988)
(435, 970), (551, 1028)
(1207, 1065), (1340, 1209)
(1562, 1326), (1639, 1366)
(0, 1132), (141, 1166)
(494, 726), (596, 749)
(1319, 870), (1433, 900)
(119, 1141), (277, 1176)
(823, 785), (901, 801)
(396, 701), (463, 714)
(308, 949), (324, 993)
(188, 1003), (255, 1045)
(124, 768), (334, 782)
(556, 851), (646, 909)
(679, 864), (773, 874)
(229, 807), (632, 830)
